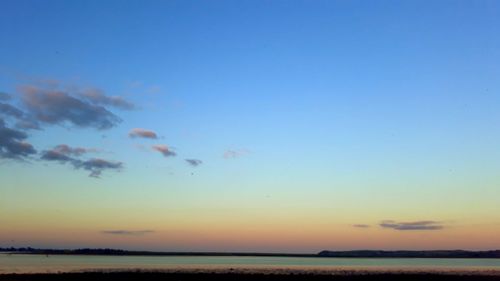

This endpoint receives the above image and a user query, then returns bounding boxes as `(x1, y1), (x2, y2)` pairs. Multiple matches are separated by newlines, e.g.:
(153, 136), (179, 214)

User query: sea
(1, 253), (500, 274)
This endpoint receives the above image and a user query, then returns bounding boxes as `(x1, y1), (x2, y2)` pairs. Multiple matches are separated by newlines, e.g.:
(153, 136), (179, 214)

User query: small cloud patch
(152, 145), (176, 157)
(185, 159), (202, 167)
(380, 220), (444, 231)
(129, 128), (158, 139)
(353, 224), (370, 228)
(223, 149), (249, 159)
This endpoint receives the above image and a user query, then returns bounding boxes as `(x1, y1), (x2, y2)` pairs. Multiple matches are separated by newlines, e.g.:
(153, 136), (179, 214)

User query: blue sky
(1, 0), (500, 252)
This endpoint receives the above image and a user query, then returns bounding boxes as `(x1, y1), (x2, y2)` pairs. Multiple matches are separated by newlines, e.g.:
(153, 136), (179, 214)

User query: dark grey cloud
(0, 102), (41, 130)
(0, 92), (11, 101)
(41, 144), (121, 178)
(40, 149), (76, 163)
(101, 230), (154, 235)
(353, 224), (371, 228)
(152, 145), (176, 157)
(76, 158), (123, 178)
(0, 119), (37, 159)
(0, 103), (24, 119)
(20, 85), (121, 130)
(185, 159), (202, 167)
(380, 220), (444, 231)
(128, 128), (158, 139)
(82, 89), (135, 110)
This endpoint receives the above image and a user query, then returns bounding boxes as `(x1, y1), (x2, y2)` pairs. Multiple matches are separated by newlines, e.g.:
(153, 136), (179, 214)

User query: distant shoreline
(2, 248), (500, 258)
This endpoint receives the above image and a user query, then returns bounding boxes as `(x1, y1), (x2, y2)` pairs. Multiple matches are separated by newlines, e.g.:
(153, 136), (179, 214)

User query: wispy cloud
(101, 230), (154, 236)
(380, 220), (444, 231)
(353, 224), (371, 228)
(0, 119), (36, 159)
(82, 88), (135, 110)
(185, 159), (202, 167)
(223, 149), (250, 159)
(152, 144), (176, 157)
(52, 144), (95, 156)
(129, 128), (158, 139)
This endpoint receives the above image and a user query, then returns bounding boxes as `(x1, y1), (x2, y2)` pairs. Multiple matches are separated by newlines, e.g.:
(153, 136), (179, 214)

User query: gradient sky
(1, 0), (500, 253)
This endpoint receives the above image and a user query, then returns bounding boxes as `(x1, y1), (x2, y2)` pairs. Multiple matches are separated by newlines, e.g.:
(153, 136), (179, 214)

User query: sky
(1, 0), (500, 253)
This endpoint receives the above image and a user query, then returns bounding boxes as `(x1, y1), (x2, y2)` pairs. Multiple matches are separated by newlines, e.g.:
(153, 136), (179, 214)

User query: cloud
(0, 103), (24, 119)
(40, 148), (76, 163)
(128, 128), (158, 139)
(152, 144), (176, 157)
(19, 85), (121, 130)
(40, 144), (121, 178)
(353, 224), (370, 228)
(40, 144), (95, 163)
(15, 119), (41, 130)
(380, 220), (444, 231)
(52, 144), (93, 156)
(82, 89), (135, 110)
(101, 230), (154, 236)
(0, 102), (41, 130)
(223, 149), (250, 159)
(0, 92), (11, 101)
(0, 119), (37, 159)
(76, 158), (123, 178)
(185, 159), (202, 167)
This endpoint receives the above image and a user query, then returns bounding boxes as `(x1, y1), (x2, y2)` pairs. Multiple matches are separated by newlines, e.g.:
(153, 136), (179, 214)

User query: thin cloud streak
(101, 230), (154, 236)
(380, 220), (444, 231)
(353, 224), (371, 228)
(82, 89), (135, 110)
(223, 149), (250, 159)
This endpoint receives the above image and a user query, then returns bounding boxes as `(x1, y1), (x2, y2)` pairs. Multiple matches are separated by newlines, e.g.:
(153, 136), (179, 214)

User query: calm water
(1, 253), (500, 273)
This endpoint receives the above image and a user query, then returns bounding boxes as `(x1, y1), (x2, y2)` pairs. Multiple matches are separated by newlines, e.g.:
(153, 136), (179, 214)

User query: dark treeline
(1, 247), (500, 258)
(0, 247), (315, 257)
(318, 250), (500, 258)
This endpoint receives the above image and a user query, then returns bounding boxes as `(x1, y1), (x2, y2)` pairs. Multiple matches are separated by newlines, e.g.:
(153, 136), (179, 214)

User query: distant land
(1, 247), (500, 258)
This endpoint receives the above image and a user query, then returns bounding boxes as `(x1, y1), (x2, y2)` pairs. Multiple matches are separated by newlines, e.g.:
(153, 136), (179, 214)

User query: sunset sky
(1, 0), (500, 253)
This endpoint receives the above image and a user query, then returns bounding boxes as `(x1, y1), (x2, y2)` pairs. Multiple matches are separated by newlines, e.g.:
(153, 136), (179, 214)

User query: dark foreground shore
(2, 270), (500, 281)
